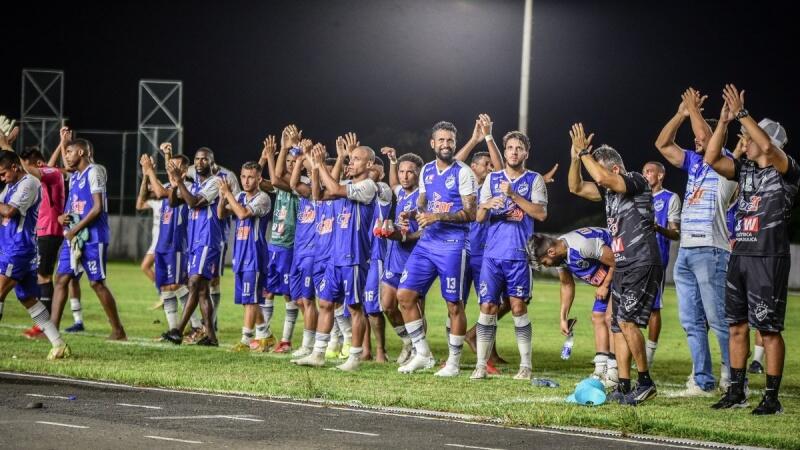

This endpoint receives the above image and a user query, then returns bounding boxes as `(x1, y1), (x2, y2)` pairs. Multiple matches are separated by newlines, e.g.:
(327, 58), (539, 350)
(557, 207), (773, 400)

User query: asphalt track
(0, 372), (761, 450)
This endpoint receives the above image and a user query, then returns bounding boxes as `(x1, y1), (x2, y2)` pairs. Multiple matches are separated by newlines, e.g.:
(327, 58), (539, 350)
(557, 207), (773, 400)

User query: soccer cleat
(470, 366), (488, 380)
(711, 390), (748, 409)
(250, 336), (276, 353)
(748, 360), (765, 374)
(603, 367), (619, 389)
(513, 366), (532, 381)
(336, 356), (361, 372)
(752, 396), (783, 415)
(398, 353), (436, 374)
(434, 364), (460, 377)
(195, 336), (219, 347)
(23, 325), (45, 339)
(273, 340), (292, 354)
(291, 346), (313, 358)
(292, 352), (325, 367)
(65, 322), (85, 333)
(486, 361), (500, 375)
(620, 383), (657, 405)
(607, 385), (629, 403)
(162, 328), (183, 345)
(325, 342), (343, 359)
(47, 343), (71, 360)
(681, 376), (714, 397)
(396, 343), (413, 366)
(231, 342), (250, 352)
(338, 343), (351, 359)
(183, 328), (206, 344)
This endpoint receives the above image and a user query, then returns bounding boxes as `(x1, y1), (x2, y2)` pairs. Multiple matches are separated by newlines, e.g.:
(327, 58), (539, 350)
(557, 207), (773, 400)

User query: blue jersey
(417, 160), (477, 248)
(0, 174), (40, 259)
(480, 170), (547, 261)
(232, 191), (271, 273)
(331, 179), (377, 267)
(560, 227), (612, 287)
(187, 175), (223, 249)
(294, 184), (317, 260)
(386, 186), (420, 274)
(469, 179), (490, 257)
(66, 164), (110, 244)
(155, 182), (190, 253)
(314, 199), (335, 261)
(369, 182), (393, 261)
(652, 189), (680, 268)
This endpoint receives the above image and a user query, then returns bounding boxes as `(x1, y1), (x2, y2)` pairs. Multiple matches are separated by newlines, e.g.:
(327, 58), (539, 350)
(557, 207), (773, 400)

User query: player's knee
(509, 302), (526, 317)
(89, 280), (106, 290)
(759, 330), (781, 343)
(592, 312), (605, 326)
(446, 300), (464, 315)
(318, 300), (334, 313)
(396, 289), (416, 307)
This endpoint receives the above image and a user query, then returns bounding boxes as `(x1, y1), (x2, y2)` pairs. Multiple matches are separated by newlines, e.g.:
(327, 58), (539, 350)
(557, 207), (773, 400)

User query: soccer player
(526, 228), (617, 387)
(568, 123), (662, 405)
(136, 158), (162, 307)
(655, 88), (736, 394)
(395, 121), (478, 377)
(140, 146), (191, 335)
(292, 141), (377, 371)
(48, 138), (127, 340)
(470, 130), (547, 381)
(379, 147), (424, 365)
(218, 161), (271, 351)
(0, 151), (70, 359)
(642, 161), (681, 367)
(704, 84), (798, 415)
(161, 147), (224, 346)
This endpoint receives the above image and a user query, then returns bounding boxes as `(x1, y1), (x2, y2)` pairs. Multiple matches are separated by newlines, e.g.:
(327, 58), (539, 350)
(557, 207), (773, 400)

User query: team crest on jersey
(621, 291), (638, 311)
(606, 218), (619, 235)
(517, 182), (529, 196)
(577, 260), (590, 269)
(654, 199), (665, 212)
(755, 302), (769, 321)
(479, 281), (488, 298)
(385, 271), (394, 279)
(400, 270), (408, 283)
(78, 177), (86, 189)
(445, 175), (456, 189)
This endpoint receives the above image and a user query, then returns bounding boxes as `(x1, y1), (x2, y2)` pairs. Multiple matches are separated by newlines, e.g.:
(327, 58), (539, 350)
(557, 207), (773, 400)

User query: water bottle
(561, 335), (574, 360)
(531, 378), (560, 388)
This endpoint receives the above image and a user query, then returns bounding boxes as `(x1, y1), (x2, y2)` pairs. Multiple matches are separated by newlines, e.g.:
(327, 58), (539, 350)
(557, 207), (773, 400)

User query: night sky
(3, 0), (797, 230)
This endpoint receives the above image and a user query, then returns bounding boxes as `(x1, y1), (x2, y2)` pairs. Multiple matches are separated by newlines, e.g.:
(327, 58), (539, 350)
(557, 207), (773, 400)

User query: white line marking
(148, 414), (263, 422)
(322, 428), (379, 437)
(117, 403), (162, 410)
(36, 421), (89, 429)
(446, 444), (506, 450)
(145, 435), (203, 444)
(26, 393), (70, 400)
(2, 372), (734, 449)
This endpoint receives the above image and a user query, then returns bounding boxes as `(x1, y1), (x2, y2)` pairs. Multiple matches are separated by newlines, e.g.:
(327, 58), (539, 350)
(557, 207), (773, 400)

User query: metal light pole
(518, 0), (533, 134)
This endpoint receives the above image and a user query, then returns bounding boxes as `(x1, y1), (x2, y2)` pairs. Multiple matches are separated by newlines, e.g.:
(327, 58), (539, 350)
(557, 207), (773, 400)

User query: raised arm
(135, 169), (151, 211)
(330, 136), (349, 182)
(567, 123), (602, 200)
(684, 88), (712, 149)
(381, 147), (400, 191)
(167, 162), (208, 209)
(478, 114), (504, 170)
(454, 117), (484, 164)
(288, 141), (313, 198)
(703, 90), (736, 179)
(654, 96), (690, 168)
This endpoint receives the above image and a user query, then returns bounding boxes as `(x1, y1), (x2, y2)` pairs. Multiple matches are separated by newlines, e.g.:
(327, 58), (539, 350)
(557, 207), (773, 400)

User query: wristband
(484, 135), (494, 143)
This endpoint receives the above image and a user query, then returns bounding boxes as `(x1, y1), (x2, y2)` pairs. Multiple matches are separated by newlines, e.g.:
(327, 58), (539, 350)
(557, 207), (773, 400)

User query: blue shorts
(364, 258), (383, 315)
(318, 263), (368, 306)
(266, 244), (293, 296)
(235, 271), (265, 305)
(0, 257), (39, 300)
(187, 245), (221, 280)
(463, 254), (483, 303)
(381, 267), (401, 289)
(478, 257), (532, 305)
(57, 241), (108, 282)
(290, 254), (315, 301)
(592, 296), (609, 313)
(154, 250), (187, 288)
(312, 257), (328, 292)
(397, 243), (469, 303)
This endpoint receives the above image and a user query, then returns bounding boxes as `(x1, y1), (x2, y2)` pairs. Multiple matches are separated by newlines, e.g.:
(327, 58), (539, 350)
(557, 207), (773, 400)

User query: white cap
(754, 118), (788, 149)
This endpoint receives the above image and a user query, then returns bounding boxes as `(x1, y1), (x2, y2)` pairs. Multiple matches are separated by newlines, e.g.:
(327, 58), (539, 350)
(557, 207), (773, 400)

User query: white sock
(162, 292), (179, 330)
(513, 314), (532, 369)
(476, 313), (497, 369)
(594, 353), (608, 375)
(334, 307), (352, 346)
(210, 285), (221, 328)
(394, 325), (412, 345)
(260, 299), (274, 335)
(27, 301), (64, 346)
(313, 332), (330, 355)
(608, 356), (618, 369)
(405, 319), (431, 357)
(255, 323), (268, 339)
(447, 334), (465, 368)
(241, 327), (254, 345)
(302, 329), (315, 350)
(349, 346), (363, 360)
(646, 340), (658, 368)
(282, 302), (299, 342)
(330, 319), (342, 343)
(753, 345), (765, 364)
(445, 316), (451, 340)
(70, 298), (83, 324)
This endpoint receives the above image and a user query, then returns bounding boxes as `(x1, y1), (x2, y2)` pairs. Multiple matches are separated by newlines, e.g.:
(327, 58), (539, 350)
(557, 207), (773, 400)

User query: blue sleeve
(680, 149), (696, 172)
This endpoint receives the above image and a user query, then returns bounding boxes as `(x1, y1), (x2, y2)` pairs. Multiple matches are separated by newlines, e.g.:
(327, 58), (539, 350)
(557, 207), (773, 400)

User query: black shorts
(725, 254), (790, 332)
(610, 264), (663, 333)
(37, 235), (64, 277)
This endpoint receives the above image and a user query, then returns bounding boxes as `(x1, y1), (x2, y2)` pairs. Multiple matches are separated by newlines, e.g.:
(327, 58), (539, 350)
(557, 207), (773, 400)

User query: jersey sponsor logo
(517, 181), (529, 197)
(577, 227), (592, 235)
(277, 207), (287, 220)
(430, 192), (453, 214)
(299, 206), (316, 224)
(589, 267), (607, 286)
(424, 174), (434, 185)
(385, 271), (394, 279)
(337, 209), (352, 228)
(316, 217), (334, 235)
(161, 208), (173, 224)
(740, 216), (759, 233)
(236, 225), (251, 240)
(740, 195), (761, 212)
(506, 207), (524, 222)
(611, 237), (625, 253)
(445, 175), (456, 189)
(72, 197), (87, 215)
(653, 199), (665, 212)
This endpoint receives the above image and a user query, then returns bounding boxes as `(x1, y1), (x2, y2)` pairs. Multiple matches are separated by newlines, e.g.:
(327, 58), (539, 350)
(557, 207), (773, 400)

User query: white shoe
(396, 343), (413, 366)
(398, 353), (436, 374)
(291, 346), (312, 358)
(434, 364), (460, 377)
(719, 376), (731, 393)
(336, 356), (361, 372)
(680, 375), (713, 397)
(291, 352), (325, 367)
(603, 367), (619, 389)
(470, 366), (488, 380)
(513, 366), (532, 381)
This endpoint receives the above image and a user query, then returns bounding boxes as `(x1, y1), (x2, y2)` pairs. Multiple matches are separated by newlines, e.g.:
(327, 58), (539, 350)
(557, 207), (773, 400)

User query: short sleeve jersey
(331, 179), (377, 266)
(369, 182), (393, 261)
(558, 227), (612, 287)
(652, 189), (681, 268)
(155, 182), (190, 253)
(604, 171), (661, 269)
(293, 177), (317, 260)
(730, 156), (800, 256)
(187, 175), (223, 249)
(232, 191), (271, 273)
(0, 174), (41, 259)
(66, 164), (110, 244)
(314, 199), (336, 262)
(417, 160), (477, 247)
(386, 185), (420, 274)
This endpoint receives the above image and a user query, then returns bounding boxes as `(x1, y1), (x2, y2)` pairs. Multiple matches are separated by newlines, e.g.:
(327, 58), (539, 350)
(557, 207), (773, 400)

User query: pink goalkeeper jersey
(37, 166), (65, 237)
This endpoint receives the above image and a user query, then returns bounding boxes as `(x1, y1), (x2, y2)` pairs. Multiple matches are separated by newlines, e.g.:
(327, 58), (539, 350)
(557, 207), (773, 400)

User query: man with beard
(470, 130), (547, 381)
(161, 147), (223, 346)
(395, 121), (478, 377)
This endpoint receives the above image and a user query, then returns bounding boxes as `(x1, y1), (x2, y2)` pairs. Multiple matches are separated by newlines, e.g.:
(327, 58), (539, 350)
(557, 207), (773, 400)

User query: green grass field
(1, 262), (798, 448)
